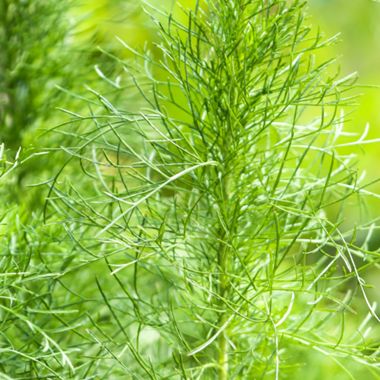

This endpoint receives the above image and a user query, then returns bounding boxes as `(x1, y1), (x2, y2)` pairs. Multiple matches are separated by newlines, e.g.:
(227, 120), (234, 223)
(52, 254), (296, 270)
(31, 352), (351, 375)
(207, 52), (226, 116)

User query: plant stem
(218, 331), (228, 380)
(217, 164), (232, 379)
(218, 236), (229, 380)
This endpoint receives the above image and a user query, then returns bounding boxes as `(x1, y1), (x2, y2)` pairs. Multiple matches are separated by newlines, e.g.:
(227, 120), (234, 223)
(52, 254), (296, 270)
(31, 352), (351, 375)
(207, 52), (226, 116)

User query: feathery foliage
(3, 0), (380, 378)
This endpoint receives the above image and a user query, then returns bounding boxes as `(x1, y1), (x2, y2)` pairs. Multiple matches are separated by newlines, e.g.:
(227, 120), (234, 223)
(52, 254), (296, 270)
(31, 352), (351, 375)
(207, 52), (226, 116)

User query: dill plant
(47, 0), (380, 378)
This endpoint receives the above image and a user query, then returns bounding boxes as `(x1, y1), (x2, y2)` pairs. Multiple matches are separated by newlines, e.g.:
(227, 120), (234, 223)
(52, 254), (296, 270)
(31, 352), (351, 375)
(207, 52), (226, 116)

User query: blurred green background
(310, 0), (380, 181)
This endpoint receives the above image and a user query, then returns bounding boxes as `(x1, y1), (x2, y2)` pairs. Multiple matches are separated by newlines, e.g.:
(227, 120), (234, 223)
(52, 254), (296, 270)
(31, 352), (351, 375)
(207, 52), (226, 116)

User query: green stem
(217, 176), (230, 379)
(218, 329), (228, 380)
(216, 162), (240, 380)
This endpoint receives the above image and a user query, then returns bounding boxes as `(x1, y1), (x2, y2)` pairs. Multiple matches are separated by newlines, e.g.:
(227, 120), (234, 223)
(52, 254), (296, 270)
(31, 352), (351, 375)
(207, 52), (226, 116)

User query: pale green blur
(310, 0), (380, 183)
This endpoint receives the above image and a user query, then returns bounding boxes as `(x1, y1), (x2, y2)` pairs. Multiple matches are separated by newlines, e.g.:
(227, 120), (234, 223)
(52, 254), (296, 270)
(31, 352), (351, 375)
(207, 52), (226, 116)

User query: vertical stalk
(218, 250), (229, 379)
(217, 166), (232, 379)
(218, 333), (228, 380)
(218, 232), (229, 379)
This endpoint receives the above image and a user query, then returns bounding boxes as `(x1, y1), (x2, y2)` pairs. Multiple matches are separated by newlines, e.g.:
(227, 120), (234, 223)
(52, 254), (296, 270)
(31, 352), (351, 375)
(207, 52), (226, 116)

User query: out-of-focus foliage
(0, 1), (72, 149)
(310, 0), (380, 181)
